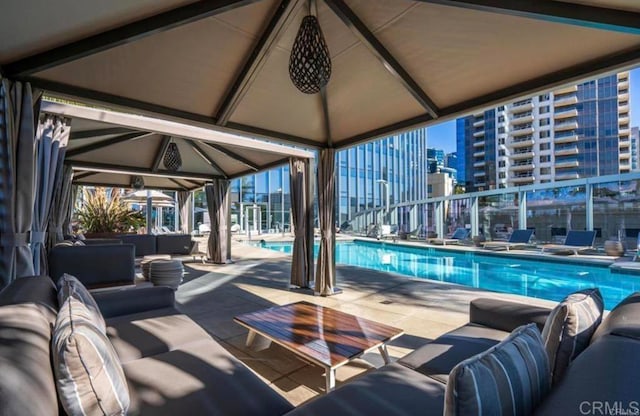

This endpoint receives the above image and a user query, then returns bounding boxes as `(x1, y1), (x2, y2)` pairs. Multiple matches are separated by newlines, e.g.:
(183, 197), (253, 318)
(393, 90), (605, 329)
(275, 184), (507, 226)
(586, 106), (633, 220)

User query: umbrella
(122, 190), (175, 207)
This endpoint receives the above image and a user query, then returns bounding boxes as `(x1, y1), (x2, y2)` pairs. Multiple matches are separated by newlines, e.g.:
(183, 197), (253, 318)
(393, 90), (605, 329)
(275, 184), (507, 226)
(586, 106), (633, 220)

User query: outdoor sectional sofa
(289, 293), (640, 415)
(0, 275), (293, 415)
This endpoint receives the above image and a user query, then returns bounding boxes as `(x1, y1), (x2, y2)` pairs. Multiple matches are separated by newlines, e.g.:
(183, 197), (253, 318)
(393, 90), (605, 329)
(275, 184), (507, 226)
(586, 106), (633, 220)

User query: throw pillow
(541, 288), (604, 384)
(52, 297), (129, 416)
(445, 323), (550, 416)
(57, 274), (106, 333)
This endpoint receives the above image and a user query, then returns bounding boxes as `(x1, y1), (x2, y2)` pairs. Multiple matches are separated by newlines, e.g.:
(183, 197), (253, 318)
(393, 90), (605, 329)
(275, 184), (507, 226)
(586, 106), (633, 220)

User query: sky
(426, 68), (640, 153)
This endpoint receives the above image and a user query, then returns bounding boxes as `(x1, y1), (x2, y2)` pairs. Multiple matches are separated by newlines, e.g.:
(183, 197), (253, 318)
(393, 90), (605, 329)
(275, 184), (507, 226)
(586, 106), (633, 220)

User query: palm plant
(77, 188), (145, 233)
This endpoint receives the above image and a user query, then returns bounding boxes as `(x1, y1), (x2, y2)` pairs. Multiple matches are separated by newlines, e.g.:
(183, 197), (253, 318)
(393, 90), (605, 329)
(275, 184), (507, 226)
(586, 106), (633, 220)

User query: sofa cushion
(119, 234), (157, 257)
(398, 323), (508, 383)
(106, 307), (212, 363)
(156, 234), (192, 255)
(287, 363), (445, 416)
(469, 298), (552, 333)
(445, 324), (550, 416)
(53, 297), (130, 416)
(591, 291), (640, 343)
(534, 334), (640, 416)
(123, 339), (293, 416)
(0, 303), (59, 416)
(541, 288), (604, 384)
(57, 273), (106, 333)
(0, 275), (57, 315)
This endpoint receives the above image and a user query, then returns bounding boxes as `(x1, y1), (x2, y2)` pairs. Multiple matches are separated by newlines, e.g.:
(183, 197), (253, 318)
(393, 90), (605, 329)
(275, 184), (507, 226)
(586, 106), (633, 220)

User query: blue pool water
(256, 239), (640, 309)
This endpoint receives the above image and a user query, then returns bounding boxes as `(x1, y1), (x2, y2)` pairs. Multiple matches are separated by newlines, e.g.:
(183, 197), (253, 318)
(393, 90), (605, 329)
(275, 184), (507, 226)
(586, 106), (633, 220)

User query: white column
(470, 196), (479, 237)
(586, 183), (594, 231)
(518, 190), (527, 230)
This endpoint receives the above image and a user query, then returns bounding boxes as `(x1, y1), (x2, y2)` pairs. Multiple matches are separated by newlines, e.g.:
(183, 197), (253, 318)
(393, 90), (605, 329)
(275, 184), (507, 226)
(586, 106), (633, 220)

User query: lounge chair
(482, 229), (534, 251)
(541, 230), (597, 255)
(406, 224), (423, 240)
(428, 227), (470, 246)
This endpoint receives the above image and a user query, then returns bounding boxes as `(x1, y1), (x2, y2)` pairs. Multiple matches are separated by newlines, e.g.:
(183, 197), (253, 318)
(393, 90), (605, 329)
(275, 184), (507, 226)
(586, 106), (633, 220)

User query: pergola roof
(2, 1), (640, 150)
(41, 101), (314, 191)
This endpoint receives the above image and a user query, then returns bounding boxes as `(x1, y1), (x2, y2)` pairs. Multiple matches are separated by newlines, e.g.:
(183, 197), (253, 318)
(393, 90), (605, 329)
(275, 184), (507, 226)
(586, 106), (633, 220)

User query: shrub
(77, 188), (145, 233)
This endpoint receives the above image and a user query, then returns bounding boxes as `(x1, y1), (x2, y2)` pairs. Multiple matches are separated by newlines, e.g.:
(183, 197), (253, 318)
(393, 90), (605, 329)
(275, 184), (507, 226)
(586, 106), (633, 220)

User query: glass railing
(555, 130), (577, 138)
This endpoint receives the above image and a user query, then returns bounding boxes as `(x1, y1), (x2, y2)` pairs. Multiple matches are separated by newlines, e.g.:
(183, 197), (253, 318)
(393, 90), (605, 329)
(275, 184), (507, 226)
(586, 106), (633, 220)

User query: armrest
(469, 298), (552, 333)
(93, 286), (175, 319)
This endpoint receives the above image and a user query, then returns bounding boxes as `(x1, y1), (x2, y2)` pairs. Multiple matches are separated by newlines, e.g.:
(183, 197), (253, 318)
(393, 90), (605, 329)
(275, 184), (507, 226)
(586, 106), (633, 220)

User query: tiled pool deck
(175, 237), (567, 406)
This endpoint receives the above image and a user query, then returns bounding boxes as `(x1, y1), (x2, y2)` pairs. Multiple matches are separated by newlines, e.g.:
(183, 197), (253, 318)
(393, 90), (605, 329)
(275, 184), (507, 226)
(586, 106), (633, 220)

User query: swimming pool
(256, 239), (640, 309)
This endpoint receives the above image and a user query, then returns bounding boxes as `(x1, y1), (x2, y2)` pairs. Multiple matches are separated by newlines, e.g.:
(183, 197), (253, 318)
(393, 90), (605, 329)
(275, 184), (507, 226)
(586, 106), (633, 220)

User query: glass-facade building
(193, 129), (429, 234)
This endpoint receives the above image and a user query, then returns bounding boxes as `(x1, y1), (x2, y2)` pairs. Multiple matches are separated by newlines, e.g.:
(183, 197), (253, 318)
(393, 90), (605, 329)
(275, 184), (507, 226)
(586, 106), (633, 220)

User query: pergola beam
(71, 171), (97, 181)
(3, 0), (261, 76)
(70, 127), (134, 140)
(69, 161), (223, 181)
(203, 142), (260, 171)
(216, 0), (301, 125)
(66, 131), (152, 158)
(187, 140), (229, 178)
(415, 0), (640, 35)
(324, 0), (439, 118)
(152, 136), (172, 172)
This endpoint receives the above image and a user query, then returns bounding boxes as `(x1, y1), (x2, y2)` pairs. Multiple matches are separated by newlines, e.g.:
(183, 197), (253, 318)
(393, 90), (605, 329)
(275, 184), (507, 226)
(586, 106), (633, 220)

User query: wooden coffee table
(234, 301), (404, 392)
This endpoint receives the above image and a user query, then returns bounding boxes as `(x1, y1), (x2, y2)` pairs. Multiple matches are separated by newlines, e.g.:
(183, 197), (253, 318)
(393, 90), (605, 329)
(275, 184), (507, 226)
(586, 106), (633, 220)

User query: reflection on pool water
(255, 239), (640, 309)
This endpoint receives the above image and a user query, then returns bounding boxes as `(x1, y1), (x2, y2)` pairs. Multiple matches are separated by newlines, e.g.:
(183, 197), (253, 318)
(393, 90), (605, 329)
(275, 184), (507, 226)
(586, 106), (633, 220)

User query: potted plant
(77, 188), (146, 237)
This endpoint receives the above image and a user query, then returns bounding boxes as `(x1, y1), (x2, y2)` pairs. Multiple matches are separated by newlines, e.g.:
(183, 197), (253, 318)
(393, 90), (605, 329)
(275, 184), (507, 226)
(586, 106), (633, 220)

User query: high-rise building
(457, 72), (631, 191)
(426, 148), (445, 166)
(444, 152), (457, 169)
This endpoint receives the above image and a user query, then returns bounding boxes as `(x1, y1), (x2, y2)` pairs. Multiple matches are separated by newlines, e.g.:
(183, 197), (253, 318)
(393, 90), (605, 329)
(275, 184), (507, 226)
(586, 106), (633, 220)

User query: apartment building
(457, 72), (631, 191)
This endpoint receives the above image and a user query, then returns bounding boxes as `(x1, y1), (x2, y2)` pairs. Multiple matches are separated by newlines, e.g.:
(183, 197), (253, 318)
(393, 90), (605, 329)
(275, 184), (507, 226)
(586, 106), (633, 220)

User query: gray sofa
(115, 234), (194, 257)
(289, 294), (640, 415)
(0, 275), (293, 416)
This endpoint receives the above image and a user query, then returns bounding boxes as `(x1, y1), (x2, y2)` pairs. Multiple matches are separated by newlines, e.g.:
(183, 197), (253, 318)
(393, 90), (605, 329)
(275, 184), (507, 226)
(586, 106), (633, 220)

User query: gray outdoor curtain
(289, 158), (312, 288)
(177, 190), (190, 234)
(32, 116), (70, 275)
(205, 180), (231, 263)
(48, 165), (74, 249)
(315, 148), (336, 296)
(64, 184), (79, 236)
(0, 79), (40, 288)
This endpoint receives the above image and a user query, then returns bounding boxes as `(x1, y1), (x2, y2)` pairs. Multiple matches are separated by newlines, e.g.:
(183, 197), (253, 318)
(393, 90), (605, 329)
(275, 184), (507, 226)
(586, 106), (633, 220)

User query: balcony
(511, 126), (534, 136)
(619, 88), (629, 99)
(511, 112), (534, 125)
(473, 150), (485, 157)
(473, 118), (485, 127)
(554, 108), (578, 119)
(554, 120), (579, 131)
(554, 85), (578, 95)
(509, 137), (535, 148)
(555, 160), (579, 169)
(474, 171), (486, 177)
(511, 175), (535, 184)
(473, 140), (485, 147)
(510, 163), (535, 172)
(555, 147), (579, 156)
(473, 160), (486, 167)
(619, 114), (630, 124)
(511, 150), (535, 160)
(554, 134), (579, 144)
(473, 130), (485, 138)
(554, 95), (578, 107)
(619, 102), (629, 113)
(511, 99), (533, 111)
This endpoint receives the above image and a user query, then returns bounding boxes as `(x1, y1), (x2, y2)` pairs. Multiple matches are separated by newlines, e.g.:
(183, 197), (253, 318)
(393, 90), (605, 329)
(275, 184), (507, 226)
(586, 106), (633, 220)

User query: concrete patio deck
(174, 239), (556, 406)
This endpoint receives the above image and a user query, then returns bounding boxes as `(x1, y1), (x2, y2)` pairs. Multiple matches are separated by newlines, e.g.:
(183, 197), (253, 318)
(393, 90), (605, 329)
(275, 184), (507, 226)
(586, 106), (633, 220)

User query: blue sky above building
(427, 68), (640, 153)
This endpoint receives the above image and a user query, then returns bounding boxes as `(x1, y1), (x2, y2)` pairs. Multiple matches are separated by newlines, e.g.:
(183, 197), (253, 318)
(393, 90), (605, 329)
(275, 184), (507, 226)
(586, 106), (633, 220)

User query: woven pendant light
(131, 175), (145, 190)
(163, 142), (182, 171)
(289, 13), (331, 94)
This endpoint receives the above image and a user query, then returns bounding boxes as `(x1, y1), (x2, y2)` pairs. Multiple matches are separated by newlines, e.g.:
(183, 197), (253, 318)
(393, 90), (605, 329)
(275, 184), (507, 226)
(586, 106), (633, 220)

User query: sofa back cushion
(53, 297), (130, 416)
(0, 275), (57, 315)
(591, 291), (640, 344)
(541, 288), (603, 384)
(48, 244), (136, 288)
(118, 234), (157, 257)
(445, 324), (550, 416)
(57, 273), (106, 333)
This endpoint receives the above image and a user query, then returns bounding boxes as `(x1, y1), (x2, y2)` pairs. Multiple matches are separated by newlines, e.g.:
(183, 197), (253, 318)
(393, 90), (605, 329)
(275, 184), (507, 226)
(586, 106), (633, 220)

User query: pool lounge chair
(428, 227), (470, 246)
(483, 229), (534, 251)
(541, 230), (597, 255)
(406, 224), (423, 240)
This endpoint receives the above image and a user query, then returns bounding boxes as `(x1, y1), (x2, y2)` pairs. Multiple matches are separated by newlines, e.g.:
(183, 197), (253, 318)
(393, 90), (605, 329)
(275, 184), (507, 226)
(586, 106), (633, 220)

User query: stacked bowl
(149, 259), (184, 290)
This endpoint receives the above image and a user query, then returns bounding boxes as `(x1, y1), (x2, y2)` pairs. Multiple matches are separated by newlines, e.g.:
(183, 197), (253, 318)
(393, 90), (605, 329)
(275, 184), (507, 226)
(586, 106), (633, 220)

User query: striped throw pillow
(52, 297), (130, 416)
(541, 288), (604, 384)
(445, 324), (550, 416)
(57, 273), (106, 333)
